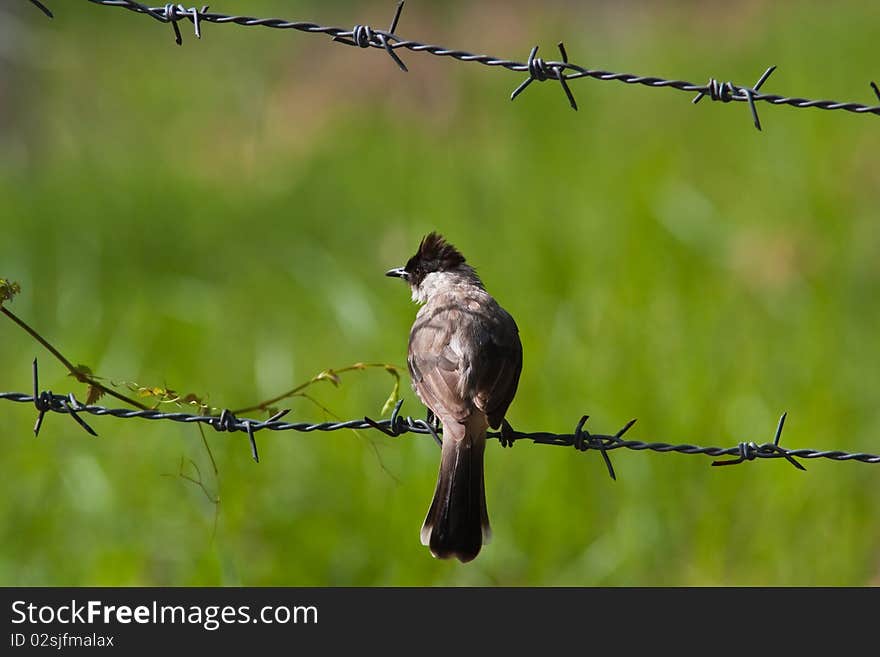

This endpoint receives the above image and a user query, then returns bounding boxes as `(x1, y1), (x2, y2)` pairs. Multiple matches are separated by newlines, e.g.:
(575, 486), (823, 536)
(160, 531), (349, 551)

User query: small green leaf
(380, 375), (401, 417)
(69, 364), (96, 383)
(315, 369), (341, 386)
(0, 279), (21, 306)
(86, 385), (105, 405)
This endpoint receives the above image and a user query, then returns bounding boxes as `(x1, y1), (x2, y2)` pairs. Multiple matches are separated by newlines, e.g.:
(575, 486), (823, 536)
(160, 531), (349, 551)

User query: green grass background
(1, 0), (878, 585)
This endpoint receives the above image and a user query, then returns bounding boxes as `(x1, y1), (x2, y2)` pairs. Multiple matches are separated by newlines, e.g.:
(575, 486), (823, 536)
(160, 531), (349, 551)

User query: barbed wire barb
(511, 42), (578, 110)
(192, 5), (208, 39)
(572, 415), (616, 480)
(711, 413), (804, 470)
(871, 81), (880, 103)
(332, 0), (408, 72)
(63, 392), (100, 437)
(418, 418), (442, 447)
(363, 398), (404, 437)
(164, 4), (181, 44)
(693, 65), (776, 131)
(30, 358), (98, 438)
(161, 4), (208, 44)
(31, 358), (48, 437)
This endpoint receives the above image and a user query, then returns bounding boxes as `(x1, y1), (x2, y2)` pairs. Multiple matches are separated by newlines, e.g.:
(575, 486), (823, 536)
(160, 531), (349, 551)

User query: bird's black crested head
(404, 232), (467, 287)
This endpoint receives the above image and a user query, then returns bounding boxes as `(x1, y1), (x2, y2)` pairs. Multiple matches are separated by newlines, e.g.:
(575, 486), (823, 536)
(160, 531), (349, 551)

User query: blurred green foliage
(0, 0), (878, 585)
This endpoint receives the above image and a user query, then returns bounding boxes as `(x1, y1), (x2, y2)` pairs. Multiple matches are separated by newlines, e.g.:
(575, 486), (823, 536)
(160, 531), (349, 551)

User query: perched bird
(386, 233), (522, 562)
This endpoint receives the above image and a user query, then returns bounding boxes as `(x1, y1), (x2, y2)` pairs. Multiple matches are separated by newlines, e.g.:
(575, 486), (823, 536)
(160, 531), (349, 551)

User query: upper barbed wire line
(71, 0), (880, 123)
(91, 0), (354, 36)
(29, 0), (54, 18)
(90, 0), (529, 67)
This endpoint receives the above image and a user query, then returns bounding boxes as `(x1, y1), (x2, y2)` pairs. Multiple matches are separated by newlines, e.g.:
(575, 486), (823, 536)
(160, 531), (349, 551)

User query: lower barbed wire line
(63, 0), (880, 123)
(2, 390), (878, 466)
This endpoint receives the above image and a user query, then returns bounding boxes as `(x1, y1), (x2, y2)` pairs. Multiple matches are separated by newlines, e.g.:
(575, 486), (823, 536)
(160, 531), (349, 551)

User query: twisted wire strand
(57, 0), (880, 127)
(28, 0), (54, 18)
(3, 389), (878, 471)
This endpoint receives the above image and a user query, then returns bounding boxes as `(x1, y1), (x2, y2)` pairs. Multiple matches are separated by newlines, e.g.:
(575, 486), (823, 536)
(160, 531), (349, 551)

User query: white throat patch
(411, 270), (454, 304)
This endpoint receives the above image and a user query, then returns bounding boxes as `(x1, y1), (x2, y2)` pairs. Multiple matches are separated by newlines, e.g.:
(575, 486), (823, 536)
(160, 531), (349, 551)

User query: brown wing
(408, 296), (522, 428)
(407, 304), (472, 424)
(472, 303), (522, 428)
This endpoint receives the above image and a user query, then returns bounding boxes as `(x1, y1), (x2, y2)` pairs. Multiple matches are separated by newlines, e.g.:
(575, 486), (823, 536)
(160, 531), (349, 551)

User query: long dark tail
(420, 419), (491, 563)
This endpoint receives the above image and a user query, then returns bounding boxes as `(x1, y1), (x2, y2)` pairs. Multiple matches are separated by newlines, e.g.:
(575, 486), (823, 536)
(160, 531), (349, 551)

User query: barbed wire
(12, 2), (880, 477)
(27, 0), (880, 131)
(28, 0), (53, 19)
(2, 360), (878, 479)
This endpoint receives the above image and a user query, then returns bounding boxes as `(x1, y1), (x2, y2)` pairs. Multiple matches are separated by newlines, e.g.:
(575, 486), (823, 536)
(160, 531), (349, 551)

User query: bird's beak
(385, 267), (409, 280)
